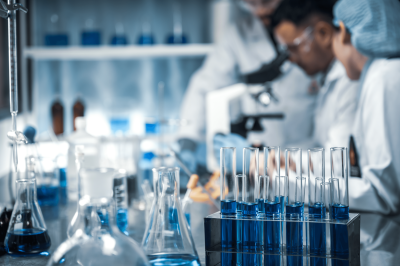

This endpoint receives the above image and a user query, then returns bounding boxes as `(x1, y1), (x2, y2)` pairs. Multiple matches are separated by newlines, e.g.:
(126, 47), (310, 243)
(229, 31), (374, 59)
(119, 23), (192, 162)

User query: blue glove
(213, 133), (249, 173)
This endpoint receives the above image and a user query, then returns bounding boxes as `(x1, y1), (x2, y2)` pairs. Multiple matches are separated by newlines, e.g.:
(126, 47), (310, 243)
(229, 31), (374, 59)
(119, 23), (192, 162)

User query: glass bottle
(52, 98), (64, 136)
(72, 98), (84, 131)
(47, 197), (150, 266)
(142, 167), (200, 265)
(5, 157), (51, 256)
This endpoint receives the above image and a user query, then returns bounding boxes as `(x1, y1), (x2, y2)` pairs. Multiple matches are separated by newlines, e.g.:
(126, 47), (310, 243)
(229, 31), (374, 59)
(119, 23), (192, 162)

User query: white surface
(23, 44), (214, 60)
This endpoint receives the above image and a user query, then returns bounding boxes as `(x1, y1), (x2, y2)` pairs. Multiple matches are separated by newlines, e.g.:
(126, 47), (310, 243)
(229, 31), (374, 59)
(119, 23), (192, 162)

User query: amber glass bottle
(73, 98), (85, 131)
(52, 99), (64, 135)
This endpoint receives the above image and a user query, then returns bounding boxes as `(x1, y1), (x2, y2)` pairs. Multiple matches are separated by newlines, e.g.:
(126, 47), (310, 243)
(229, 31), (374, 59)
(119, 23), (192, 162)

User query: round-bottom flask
(5, 157), (51, 256)
(47, 197), (150, 266)
(142, 167), (200, 265)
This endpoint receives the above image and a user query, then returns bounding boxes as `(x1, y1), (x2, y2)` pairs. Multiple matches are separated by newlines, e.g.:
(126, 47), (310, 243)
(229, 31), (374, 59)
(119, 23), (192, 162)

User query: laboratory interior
(0, 0), (399, 265)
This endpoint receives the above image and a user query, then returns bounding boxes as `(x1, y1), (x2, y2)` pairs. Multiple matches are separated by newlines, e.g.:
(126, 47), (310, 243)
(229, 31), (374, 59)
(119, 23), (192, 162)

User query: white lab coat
(349, 58), (400, 215)
(179, 13), (316, 145)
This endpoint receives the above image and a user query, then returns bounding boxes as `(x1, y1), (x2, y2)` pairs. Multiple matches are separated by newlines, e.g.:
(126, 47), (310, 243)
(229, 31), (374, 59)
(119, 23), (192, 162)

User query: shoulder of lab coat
(350, 58), (400, 215)
(178, 15), (277, 141)
(317, 60), (358, 150)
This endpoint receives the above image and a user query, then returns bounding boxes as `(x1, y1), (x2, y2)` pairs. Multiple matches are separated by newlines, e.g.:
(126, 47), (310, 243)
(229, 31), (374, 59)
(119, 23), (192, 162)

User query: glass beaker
(47, 197), (150, 266)
(142, 167), (200, 265)
(36, 157), (60, 207)
(5, 157), (51, 256)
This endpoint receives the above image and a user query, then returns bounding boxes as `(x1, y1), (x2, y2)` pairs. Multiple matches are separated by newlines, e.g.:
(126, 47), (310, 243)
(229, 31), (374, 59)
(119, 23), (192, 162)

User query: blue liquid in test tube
(220, 148), (237, 266)
(309, 204), (326, 266)
(330, 204), (349, 266)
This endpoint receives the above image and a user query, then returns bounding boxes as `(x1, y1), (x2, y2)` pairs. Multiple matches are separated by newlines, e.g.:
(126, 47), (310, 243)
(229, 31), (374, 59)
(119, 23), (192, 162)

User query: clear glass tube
(220, 147), (237, 215)
(285, 148), (304, 209)
(256, 175), (268, 214)
(264, 146), (281, 191)
(330, 147), (349, 219)
(242, 148), (259, 210)
(235, 174), (245, 214)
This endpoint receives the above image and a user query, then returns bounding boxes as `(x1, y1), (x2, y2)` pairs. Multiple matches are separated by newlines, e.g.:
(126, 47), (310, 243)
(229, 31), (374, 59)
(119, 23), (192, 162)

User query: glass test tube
(220, 147), (237, 215)
(264, 147), (283, 214)
(285, 148), (304, 261)
(220, 148), (237, 266)
(330, 147), (349, 219)
(308, 149), (327, 265)
(330, 148), (350, 265)
(242, 148), (261, 265)
(308, 148), (326, 216)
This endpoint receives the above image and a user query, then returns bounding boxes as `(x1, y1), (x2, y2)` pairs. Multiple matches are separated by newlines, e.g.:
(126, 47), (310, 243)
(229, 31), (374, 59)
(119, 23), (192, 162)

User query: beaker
(36, 157), (60, 207)
(5, 157), (51, 256)
(142, 167), (200, 265)
(47, 197), (150, 266)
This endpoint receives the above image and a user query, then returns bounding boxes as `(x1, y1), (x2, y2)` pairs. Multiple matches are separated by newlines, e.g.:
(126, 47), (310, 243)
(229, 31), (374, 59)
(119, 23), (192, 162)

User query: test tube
(220, 147), (237, 215)
(330, 147), (349, 219)
(242, 147), (262, 265)
(236, 174), (245, 214)
(308, 149), (327, 266)
(257, 175), (268, 214)
(285, 148), (304, 212)
(330, 148), (350, 265)
(308, 148), (326, 216)
(220, 147), (237, 266)
(285, 148), (304, 262)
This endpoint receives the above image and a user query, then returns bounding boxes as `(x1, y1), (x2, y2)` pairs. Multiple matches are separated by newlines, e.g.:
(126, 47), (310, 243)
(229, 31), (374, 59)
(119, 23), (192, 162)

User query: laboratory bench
(0, 202), (399, 266)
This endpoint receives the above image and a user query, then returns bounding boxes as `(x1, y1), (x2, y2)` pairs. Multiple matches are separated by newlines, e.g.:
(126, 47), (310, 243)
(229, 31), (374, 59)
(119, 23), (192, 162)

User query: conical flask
(47, 197), (150, 266)
(142, 167), (200, 265)
(5, 156), (51, 256)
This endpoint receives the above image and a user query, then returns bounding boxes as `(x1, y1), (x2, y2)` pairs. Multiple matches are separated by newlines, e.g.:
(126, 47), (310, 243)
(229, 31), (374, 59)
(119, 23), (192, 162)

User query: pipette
(0, 0), (28, 172)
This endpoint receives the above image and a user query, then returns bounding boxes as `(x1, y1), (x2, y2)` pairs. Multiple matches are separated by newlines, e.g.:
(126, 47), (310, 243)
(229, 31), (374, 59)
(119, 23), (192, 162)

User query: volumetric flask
(142, 167), (200, 266)
(5, 157), (51, 256)
(47, 197), (150, 266)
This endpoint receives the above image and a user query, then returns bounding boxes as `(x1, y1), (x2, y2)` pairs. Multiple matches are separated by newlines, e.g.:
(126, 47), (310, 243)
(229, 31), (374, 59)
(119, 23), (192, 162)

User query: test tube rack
(204, 212), (360, 266)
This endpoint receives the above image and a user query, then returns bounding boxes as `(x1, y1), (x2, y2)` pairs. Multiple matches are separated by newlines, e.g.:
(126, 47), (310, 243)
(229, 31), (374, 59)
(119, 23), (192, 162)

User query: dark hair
(271, 0), (337, 29)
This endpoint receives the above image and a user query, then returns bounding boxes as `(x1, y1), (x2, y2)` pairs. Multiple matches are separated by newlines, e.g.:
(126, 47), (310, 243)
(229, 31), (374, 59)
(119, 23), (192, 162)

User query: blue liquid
(5, 229), (51, 256)
(275, 196), (287, 214)
(37, 186), (59, 206)
(243, 203), (262, 266)
(59, 168), (67, 205)
(166, 34), (188, 44)
(257, 198), (265, 214)
(185, 213), (191, 226)
(237, 201), (244, 213)
(138, 34), (155, 45)
(221, 200), (237, 265)
(264, 201), (281, 266)
(221, 200), (237, 215)
(116, 209), (128, 235)
(81, 31), (101, 46)
(111, 35), (128, 45)
(286, 204), (304, 266)
(44, 34), (69, 46)
(148, 254), (200, 266)
(309, 204), (327, 266)
(331, 205), (350, 266)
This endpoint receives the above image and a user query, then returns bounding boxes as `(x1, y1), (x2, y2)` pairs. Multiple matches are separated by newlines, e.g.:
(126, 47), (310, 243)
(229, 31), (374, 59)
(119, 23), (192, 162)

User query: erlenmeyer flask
(47, 197), (150, 266)
(142, 167), (200, 265)
(5, 156), (51, 256)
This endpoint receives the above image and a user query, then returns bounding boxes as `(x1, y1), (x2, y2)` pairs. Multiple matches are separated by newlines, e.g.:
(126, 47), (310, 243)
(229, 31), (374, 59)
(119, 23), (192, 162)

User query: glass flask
(47, 197), (150, 266)
(5, 156), (51, 256)
(67, 167), (116, 238)
(142, 167), (200, 266)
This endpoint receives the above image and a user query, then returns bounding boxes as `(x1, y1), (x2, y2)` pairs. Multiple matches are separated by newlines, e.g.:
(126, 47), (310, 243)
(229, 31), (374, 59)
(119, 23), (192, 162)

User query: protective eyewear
(278, 27), (314, 55)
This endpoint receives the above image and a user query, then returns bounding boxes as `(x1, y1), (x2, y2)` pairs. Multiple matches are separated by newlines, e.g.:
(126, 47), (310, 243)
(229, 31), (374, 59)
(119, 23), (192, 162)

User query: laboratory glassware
(142, 167), (200, 266)
(47, 197), (150, 266)
(330, 147), (349, 265)
(220, 147), (237, 266)
(166, 0), (188, 44)
(0, 208), (12, 255)
(264, 146), (285, 212)
(308, 148), (327, 266)
(36, 157), (60, 207)
(0, 0), (29, 173)
(114, 170), (129, 235)
(242, 147), (262, 266)
(67, 167), (116, 238)
(285, 148), (304, 265)
(51, 98), (64, 135)
(5, 157), (51, 256)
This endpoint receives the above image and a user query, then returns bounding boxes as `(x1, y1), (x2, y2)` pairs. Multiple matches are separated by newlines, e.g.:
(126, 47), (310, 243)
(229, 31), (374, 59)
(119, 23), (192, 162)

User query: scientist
(332, 0), (400, 214)
(271, 0), (358, 150)
(179, 0), (316, 146)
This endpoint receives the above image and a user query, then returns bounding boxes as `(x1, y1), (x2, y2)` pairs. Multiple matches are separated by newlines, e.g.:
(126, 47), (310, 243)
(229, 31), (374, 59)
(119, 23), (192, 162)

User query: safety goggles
(277, 26), (314, 55)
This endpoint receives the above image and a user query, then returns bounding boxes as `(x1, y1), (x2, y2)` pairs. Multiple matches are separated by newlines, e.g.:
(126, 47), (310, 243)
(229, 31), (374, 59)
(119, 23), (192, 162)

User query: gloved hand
(213, 133), (249, 173)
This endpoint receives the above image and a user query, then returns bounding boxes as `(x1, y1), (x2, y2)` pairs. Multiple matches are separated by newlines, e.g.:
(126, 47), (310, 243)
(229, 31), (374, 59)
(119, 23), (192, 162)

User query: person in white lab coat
(271, 0), (358, 151)
(332, 0), (400, 214)
(179, 0), (316, 146)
